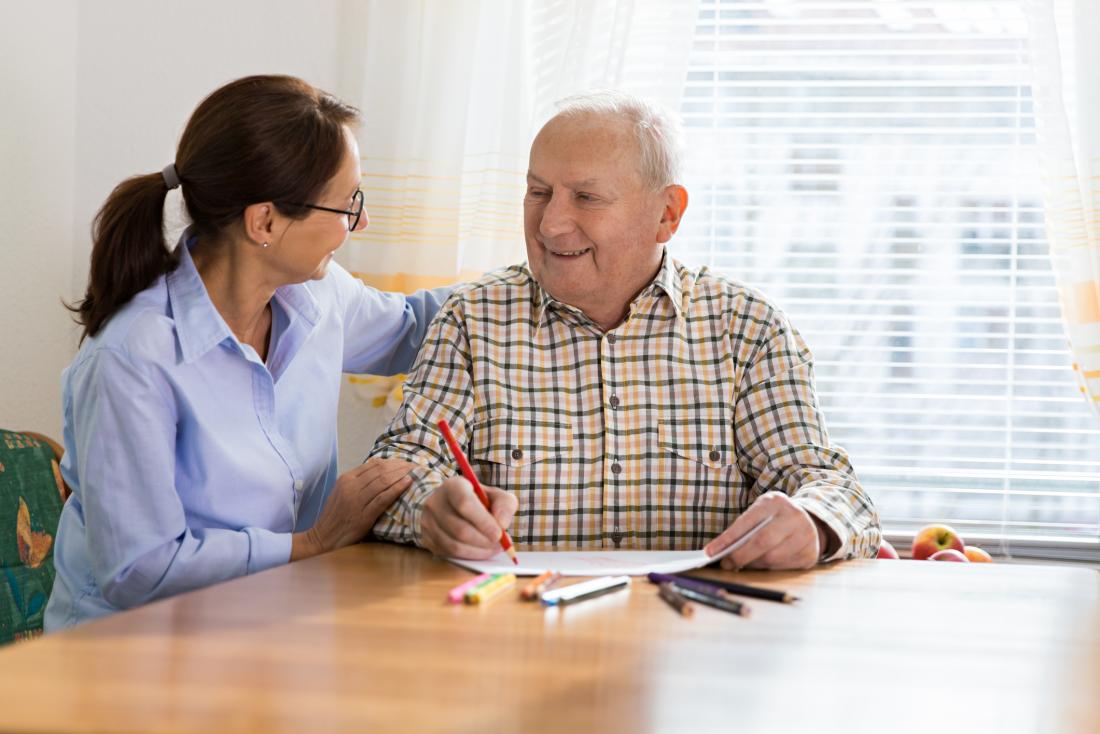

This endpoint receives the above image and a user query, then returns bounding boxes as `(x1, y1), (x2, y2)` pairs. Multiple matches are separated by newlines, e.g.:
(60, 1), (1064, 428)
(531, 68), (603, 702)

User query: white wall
(0, 1), (80, 439)
(1, 0), (360, 444)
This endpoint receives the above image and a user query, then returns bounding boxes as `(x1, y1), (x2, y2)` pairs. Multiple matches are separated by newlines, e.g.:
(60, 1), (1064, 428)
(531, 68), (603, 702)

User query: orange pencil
(521, 570), (561, 600)
(437, 420), (519, 565)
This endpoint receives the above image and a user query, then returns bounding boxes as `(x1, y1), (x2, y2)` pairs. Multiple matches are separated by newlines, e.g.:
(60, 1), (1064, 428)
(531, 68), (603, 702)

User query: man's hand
(291, 457), (414, 561)
(420, 476), (518, 559)
(704, 492), (834, 570)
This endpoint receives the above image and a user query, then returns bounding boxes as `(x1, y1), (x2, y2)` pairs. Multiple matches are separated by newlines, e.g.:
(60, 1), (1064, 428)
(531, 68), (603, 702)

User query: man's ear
(242, 202), (276, 248)
(656, 185), (689, 244)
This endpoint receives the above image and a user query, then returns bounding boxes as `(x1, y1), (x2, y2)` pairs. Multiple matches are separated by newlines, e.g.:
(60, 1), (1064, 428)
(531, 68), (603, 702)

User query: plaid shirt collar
(530, 247), (687, 330)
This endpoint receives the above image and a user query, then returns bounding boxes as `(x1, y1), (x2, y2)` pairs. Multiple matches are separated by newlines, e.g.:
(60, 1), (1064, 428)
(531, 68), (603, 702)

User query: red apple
(877, 540), (899, 559)
(911, 524), (965, 560)
(964, 545), (993, 563)
(929, 549), (969, 562)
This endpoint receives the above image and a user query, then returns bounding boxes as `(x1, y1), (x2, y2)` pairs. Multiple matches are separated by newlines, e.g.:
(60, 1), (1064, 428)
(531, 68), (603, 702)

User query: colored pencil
(437, 420), (518, 565)
(465, 573), (516, 604)
(677, 574), (799, 604)
(447, 573), (492, 604)
(521, 570), (561, 601)
(668, 581), (751, 617)
(658, 583), (694, 617)
(647, 572), (738, 600)
(541, 575), (631, 607)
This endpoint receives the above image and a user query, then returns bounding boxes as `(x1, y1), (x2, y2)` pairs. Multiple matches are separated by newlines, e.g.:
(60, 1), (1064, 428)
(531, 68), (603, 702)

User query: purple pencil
(647, 572), (798, 604)
(647, 573), (732, 599)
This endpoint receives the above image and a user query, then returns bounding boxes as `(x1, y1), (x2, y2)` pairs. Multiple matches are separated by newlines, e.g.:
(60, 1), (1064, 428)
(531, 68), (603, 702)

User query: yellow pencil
(465, 573), (517, 605)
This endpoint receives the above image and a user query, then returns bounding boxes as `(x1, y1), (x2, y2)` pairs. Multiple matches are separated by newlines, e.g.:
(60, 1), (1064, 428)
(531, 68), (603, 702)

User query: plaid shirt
(370, 252), (880, 559)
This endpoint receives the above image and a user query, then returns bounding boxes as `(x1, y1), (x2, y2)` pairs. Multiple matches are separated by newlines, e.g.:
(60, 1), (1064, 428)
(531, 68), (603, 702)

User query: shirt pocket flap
(658, 410), (735, 469)
(469, 417), (574, 468)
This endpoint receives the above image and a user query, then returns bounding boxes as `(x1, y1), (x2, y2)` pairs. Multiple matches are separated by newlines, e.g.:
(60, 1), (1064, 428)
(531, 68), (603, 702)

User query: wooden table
(0, 544), (1097, 733)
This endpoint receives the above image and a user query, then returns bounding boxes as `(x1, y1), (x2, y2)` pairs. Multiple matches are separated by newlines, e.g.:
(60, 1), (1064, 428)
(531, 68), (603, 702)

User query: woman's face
(268, 126), (367, 283)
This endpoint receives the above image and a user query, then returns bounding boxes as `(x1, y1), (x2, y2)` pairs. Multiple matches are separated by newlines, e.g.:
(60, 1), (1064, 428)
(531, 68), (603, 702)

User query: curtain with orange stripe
(335, 0), (699, 414)
(1027, 0), (1100, 412)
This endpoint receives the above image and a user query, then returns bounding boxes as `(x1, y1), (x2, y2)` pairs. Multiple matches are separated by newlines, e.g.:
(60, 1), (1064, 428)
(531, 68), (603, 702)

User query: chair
(0, 430), (69, 644)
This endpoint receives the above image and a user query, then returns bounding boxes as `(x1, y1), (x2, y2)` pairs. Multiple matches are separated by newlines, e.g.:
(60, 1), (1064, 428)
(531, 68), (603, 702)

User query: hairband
(161, 164), (180, 190)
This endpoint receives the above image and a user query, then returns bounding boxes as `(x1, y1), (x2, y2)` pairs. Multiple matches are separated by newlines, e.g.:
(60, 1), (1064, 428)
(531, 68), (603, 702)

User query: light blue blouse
(45, 232), (452, 630)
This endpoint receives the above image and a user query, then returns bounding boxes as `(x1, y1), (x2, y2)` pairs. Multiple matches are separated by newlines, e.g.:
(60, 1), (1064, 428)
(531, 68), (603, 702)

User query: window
(671, 0), (1100, 558)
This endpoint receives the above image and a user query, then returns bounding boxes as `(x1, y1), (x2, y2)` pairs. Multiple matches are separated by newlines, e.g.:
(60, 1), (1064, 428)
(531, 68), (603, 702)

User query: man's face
(523, 114), (676, 326)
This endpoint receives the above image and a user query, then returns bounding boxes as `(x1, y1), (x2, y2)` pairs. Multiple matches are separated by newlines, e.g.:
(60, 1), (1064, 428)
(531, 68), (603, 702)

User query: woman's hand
(291, 457), (414, 561)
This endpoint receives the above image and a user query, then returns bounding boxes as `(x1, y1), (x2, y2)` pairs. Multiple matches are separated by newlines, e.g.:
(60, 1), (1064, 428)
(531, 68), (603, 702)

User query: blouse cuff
(244, 528), (293, 575)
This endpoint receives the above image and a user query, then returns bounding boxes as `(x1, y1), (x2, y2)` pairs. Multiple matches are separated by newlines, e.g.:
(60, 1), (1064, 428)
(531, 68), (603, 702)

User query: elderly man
(370, 92), (880, 570)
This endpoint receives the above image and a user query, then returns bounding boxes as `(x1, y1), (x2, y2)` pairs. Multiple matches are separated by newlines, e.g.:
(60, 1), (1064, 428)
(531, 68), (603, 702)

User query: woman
(45, 75), (452, 630)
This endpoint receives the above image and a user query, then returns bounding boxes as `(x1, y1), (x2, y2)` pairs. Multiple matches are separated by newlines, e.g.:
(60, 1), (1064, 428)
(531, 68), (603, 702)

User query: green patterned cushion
(0, 431), (65, 644)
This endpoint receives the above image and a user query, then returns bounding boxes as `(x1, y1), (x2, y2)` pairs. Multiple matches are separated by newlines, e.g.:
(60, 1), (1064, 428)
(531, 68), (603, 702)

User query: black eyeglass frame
(285, 189), (364, 230)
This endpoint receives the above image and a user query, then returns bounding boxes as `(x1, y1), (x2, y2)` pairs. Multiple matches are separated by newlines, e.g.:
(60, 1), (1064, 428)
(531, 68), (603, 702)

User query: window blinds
(669, 0), (1100, 558)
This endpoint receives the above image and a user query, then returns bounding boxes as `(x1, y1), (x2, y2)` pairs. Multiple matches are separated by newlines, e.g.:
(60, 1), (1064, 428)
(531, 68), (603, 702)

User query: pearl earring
(262, 242), (269, 249)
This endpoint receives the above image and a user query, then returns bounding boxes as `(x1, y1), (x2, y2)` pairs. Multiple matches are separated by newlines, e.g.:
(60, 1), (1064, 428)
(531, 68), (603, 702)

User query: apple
(877, 540), (899, 559)
(929, 549), (969, 562)
(911, 524), (965, 560)
(964, 545), (993, 563)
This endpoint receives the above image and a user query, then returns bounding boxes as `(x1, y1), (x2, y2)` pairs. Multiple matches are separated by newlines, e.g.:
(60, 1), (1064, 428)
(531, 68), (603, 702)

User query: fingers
(421, 512), (499, 560)
(360, 466), (414, 501)
(745, 534), (818, 571)
(485, 486), (518, 530)
(712, 492), (821, 571)
(442, 479), (504, 543)
(720, 516), (795, 571)
(704, 508), (764, 557)
(420, 478), (507, 558)
(359, 456), (415, 483)
(362, 475), (412, 514)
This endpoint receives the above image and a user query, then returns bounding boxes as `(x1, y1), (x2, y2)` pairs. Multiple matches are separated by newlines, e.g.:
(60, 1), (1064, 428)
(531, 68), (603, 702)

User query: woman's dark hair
(68, 75), (361, 340)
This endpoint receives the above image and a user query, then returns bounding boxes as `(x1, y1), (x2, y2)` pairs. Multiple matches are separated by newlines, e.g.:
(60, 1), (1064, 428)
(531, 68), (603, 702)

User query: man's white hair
(552, 90), (683, 190)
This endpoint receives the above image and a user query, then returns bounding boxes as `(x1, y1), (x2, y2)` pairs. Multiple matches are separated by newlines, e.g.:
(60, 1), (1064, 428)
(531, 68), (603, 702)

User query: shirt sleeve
(330, 264), (455, 376)
(731, 309), (882, 561)
(367, 297), (474, 545)
(71, 346), (292, 610)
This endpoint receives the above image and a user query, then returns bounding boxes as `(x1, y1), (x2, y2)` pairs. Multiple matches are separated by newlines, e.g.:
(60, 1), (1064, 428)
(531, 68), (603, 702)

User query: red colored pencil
(437, 420), (519, 565)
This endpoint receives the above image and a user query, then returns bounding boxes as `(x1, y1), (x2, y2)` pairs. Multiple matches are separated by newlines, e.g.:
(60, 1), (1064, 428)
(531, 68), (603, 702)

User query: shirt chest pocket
(468, 416), (574, 487)
(658, 407), (736, 470)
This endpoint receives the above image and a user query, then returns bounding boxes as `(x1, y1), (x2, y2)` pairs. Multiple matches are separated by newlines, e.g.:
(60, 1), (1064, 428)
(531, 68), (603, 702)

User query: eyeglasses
(286, 189), (364, 230)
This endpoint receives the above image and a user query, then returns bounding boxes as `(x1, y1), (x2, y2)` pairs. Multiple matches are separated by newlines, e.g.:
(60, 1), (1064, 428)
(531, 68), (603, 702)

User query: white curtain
(333, 0), (699, 459)
(1026, 0), (1100, 413)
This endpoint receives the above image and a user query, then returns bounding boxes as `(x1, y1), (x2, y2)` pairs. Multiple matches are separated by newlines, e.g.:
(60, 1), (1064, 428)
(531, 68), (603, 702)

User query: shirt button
(294, 479), (304, 491)
(708, 449), (721, 462)
(609, 395), (620, 409)
(511, 448), (524, 461)
(607, 334), (617, 344)
(611, 462), (622, 475)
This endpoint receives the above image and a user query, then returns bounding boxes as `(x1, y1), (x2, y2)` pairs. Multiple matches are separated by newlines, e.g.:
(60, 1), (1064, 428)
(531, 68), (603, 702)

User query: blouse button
(607, 333), (617, 344)
(611, 462), (622, 475)
(511, 448), (523, 461)
(609, 395), (620, 409)
(708, 449), (721, 462)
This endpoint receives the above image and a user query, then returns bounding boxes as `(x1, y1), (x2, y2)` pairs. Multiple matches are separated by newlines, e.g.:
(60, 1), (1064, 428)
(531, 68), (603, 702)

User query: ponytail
(67, 173), (178, 341)
(68, 75), (360, 342)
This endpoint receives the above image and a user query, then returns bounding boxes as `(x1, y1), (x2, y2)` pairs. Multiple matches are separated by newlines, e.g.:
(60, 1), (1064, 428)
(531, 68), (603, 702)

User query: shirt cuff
(406, 482), (442, 547)
(793, 496), (850, 563)
(244, 528), (293, 575)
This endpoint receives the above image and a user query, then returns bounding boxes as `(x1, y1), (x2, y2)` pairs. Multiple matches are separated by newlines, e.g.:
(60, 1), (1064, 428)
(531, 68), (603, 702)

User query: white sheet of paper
(447, 515), (773, 577)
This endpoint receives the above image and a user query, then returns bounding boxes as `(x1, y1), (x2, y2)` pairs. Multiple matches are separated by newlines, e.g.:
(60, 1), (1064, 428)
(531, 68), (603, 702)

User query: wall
(1, 0), (355, 444)
(0, 1), (80, 439)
